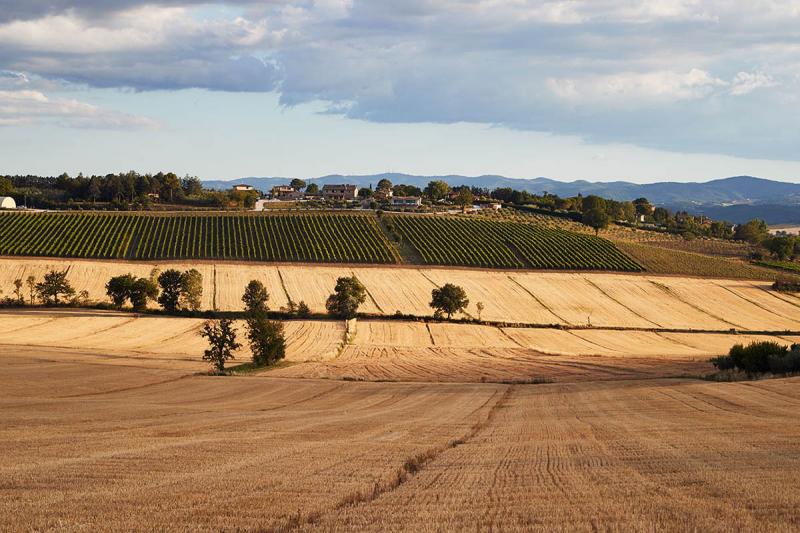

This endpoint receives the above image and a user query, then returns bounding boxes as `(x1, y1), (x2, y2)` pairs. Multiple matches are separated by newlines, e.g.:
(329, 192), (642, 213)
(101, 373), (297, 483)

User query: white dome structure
(0, 197), (16, 209)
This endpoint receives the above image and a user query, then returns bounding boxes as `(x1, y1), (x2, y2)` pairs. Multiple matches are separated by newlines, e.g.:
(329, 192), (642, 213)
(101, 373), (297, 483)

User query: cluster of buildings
(263, 183), (422, 207)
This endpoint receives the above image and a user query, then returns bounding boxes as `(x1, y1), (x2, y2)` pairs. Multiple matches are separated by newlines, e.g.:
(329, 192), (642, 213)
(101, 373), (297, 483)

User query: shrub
(773, 277), (800, 292)
(710, 355), (736, 371)
(727, 341), (788, 373)
(768, 349), (800, 375)
(297, 301), (311, 318)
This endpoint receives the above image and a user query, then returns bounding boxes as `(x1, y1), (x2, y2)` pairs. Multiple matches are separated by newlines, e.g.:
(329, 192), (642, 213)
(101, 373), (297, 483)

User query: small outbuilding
(0, 196), (16, 209)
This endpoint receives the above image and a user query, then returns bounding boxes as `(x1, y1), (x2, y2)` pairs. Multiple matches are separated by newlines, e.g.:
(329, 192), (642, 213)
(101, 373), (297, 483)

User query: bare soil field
(2, 257), (798, 331)
(2, 354), (799, 531)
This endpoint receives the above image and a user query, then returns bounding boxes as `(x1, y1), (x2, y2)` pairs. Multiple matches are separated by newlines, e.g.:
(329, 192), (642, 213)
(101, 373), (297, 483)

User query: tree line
(0, 171), (258, 210)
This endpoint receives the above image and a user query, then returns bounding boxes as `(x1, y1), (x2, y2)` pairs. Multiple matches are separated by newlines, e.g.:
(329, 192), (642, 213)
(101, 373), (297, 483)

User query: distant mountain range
(204, 174), (800, 224)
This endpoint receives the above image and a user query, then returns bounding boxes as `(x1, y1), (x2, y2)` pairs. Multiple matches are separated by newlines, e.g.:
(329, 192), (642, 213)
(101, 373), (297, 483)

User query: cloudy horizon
(1, 1), (800, 183)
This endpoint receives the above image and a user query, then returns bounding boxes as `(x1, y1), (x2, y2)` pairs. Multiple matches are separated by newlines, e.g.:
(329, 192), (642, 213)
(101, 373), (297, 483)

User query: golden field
(3, 309), (798, 382)
(2, 255), (800, 530)
(2, 352), (799, 531)
(2, 257), (799, 330)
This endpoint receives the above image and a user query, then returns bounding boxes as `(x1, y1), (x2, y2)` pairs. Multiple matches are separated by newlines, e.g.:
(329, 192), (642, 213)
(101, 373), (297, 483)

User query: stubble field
(2, 355), (799, 531)
(2, 255), (800, 530)
(2, 257), (799, 331)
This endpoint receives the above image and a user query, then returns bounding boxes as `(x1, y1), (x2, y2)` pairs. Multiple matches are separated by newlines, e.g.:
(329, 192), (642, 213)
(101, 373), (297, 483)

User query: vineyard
(386, 215), (642, 271)
(0, 211), (642, 271)
(0, 212), (398, 263)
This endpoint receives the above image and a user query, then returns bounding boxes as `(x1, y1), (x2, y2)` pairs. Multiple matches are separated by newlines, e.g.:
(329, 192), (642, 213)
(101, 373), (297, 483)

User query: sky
(1, 1), (800, 183)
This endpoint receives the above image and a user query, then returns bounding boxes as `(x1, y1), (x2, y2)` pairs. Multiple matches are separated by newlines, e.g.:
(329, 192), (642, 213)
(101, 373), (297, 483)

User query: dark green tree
(297, 301), (311, 318)
(325, 276), (367, 319)
(246, 315), (286, 366)
(455, 188), (474, 213)
(305, 183), (319, 194)
(35, 270), (75, 305)
(734, 219), (769, 244)
(129, 278), (158, 311)
(581, 195), (607, 213)
(0, 176), (13, 196)
(200, 319), (240, 373)
(106, 274), (136, 307)
(582, 208), (610, 235)
(290, 178), (306, 190)
(179, 269), (203, 311)
(765, 236), (796, 261)
(424, 180), (451, 201)
(242, 280), (270, 316)
(430, 283), (469, 319)
(157, 269), (183, 312)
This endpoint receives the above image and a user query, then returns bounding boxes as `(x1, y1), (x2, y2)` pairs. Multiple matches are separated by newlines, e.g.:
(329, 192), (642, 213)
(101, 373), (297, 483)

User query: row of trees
(105, 269), (203, 312)
(1, 171), (256, 210)
(200, 276), (474, 372)
(1, 271), (88, 306)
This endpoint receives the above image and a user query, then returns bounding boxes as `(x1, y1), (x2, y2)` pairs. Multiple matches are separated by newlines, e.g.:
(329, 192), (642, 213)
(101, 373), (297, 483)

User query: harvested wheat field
(1, 257), (798, 331)
(5, 310), (799, 383)
(0, 309), (345, 371)
(269, 319), (800, 382)
(2, 352), (800, 531)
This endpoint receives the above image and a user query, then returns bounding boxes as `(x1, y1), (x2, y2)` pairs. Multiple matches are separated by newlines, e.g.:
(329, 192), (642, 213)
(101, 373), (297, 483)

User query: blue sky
(1, 1), (800, 183)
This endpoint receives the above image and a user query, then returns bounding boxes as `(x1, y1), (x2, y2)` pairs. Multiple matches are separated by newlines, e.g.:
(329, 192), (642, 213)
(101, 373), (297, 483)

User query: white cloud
(0, 1), (799, 158)
(547, 69), (727, 106)
(0, 89), (159, 129)
(730, 71), (778, 96)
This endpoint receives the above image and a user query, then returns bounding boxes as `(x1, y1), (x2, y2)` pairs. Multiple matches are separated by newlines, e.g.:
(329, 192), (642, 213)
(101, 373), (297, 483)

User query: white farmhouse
(0, 196), (16, 209)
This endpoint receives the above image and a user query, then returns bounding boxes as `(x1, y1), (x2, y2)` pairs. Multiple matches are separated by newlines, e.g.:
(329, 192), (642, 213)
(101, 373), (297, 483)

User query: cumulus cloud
(0, 1), (798, 158)
(0, 89), (159, 128)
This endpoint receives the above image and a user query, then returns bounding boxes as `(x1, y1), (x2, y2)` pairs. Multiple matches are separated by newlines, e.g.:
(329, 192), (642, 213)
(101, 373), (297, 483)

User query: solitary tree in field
(325, 276), (367, 319)
(200, 318), (240, 373)
(246, 315), (286, 366)
(430, 284), (469, 320)
(179, 269), (203, 311)
(13, 278), (23, 304)
(582, 208), (610, 236)
(26, 275), (37, 304)
(242, 280), (270, 316)
(35, 270), (75, 305)
(157, 269), (184, 312)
